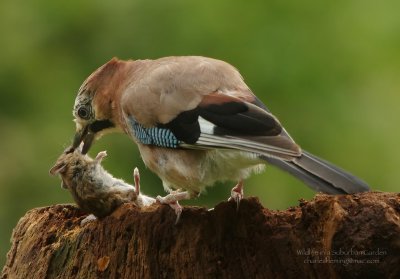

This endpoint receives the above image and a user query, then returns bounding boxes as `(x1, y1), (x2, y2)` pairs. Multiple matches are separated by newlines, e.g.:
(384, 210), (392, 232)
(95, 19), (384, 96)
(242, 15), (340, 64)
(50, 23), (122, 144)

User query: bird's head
(71, 58), (131, 154)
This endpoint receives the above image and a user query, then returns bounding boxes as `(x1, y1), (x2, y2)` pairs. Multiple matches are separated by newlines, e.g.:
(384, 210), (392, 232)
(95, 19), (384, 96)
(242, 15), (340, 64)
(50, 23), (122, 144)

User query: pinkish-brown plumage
(69, 56), (369, 219)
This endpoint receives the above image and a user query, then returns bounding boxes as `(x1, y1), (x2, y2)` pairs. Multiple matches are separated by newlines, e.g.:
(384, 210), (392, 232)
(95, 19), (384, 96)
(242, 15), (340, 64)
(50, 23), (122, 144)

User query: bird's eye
(77, 107), (90, 120)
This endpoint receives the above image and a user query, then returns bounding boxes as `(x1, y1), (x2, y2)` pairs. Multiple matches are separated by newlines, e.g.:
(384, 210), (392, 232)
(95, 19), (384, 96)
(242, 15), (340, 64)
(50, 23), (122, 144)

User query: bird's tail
(261, 151), (370, 194)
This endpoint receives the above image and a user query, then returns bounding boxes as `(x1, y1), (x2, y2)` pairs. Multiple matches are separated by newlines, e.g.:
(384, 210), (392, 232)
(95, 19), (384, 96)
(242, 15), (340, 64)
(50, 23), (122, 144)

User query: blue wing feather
(128, 116), (181, 148)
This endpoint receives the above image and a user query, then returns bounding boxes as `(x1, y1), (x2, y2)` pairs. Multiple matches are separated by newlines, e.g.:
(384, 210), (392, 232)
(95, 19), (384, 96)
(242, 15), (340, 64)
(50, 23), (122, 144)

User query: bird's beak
(71, 119), (114, 154)
(72, 124), (95, 154)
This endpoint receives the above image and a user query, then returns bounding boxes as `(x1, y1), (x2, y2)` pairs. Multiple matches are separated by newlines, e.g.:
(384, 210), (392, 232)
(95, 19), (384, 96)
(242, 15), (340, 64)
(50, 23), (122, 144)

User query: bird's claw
(228, 180), (244, 211)
(228, 190), (243, 211)
(170, 201), (183, 224)
(157, 193), (187, 224)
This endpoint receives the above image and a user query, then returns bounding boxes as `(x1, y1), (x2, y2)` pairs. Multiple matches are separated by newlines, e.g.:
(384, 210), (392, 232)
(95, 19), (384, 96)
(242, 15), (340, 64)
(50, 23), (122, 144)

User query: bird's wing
(121, 56), (300, 160)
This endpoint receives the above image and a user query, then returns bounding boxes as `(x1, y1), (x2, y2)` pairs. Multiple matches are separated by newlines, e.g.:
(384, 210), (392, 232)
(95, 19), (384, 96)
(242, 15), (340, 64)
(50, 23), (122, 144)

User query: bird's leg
(156, 191), (193, 224)
(228, 180), (244, 210)
(133, 167), (140, 195)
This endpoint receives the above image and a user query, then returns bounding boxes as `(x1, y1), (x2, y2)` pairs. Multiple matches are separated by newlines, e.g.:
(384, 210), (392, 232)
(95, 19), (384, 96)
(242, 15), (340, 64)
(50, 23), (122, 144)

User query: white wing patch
(183, 117), (301, 160)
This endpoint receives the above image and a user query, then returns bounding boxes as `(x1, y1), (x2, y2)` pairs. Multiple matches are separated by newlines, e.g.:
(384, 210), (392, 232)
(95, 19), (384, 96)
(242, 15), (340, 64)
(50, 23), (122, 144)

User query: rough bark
(2, 192), (400, 279)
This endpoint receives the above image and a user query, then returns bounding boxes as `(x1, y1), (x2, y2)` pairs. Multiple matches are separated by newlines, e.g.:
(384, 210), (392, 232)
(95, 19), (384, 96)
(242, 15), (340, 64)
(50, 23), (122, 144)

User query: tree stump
(2, 192), (400, 279)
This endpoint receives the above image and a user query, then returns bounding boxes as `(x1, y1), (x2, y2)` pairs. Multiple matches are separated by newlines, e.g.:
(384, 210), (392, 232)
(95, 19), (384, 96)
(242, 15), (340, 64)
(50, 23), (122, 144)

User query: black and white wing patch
(163, 96), (301, 160)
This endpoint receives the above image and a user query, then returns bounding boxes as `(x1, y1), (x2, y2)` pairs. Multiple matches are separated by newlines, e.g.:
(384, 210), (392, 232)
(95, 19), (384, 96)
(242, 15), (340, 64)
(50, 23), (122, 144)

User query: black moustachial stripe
(89, 120), (114, 133)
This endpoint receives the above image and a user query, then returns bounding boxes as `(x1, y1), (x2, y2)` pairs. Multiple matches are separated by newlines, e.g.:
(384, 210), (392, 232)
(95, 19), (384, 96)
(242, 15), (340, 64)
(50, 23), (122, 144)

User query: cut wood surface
(2, 192), (400, 279)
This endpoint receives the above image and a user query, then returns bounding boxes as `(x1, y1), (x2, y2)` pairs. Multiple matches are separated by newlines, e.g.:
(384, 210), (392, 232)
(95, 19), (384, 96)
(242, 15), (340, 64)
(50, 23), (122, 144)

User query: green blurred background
(1, 0), (399, 267)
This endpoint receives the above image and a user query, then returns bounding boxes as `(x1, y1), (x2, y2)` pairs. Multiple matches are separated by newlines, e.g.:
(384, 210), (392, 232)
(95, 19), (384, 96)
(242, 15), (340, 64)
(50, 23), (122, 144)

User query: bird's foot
(228, 180), (244, 210)
(157, 191), (191, 224)
(166, 200), (183, 224)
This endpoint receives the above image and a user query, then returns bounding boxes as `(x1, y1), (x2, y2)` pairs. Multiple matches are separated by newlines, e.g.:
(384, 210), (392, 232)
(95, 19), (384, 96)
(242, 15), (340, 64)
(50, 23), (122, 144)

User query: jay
(70, 56), (369, 219)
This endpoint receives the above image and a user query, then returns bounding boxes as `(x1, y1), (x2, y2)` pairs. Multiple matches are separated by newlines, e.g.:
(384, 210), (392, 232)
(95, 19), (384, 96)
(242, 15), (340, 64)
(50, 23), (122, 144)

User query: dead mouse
(50, 148), (155, 223)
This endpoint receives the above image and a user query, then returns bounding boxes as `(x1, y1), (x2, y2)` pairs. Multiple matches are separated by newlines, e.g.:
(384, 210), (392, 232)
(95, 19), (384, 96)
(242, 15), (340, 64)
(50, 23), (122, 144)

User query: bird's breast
(137, 144), (265, 193)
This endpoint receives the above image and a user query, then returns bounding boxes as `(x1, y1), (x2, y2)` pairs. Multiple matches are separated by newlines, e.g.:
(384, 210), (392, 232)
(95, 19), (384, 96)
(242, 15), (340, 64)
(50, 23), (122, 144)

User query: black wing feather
(162, 101), (282, 143)
(158, 108), (200, 144)
(199, 101), (282, 136)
